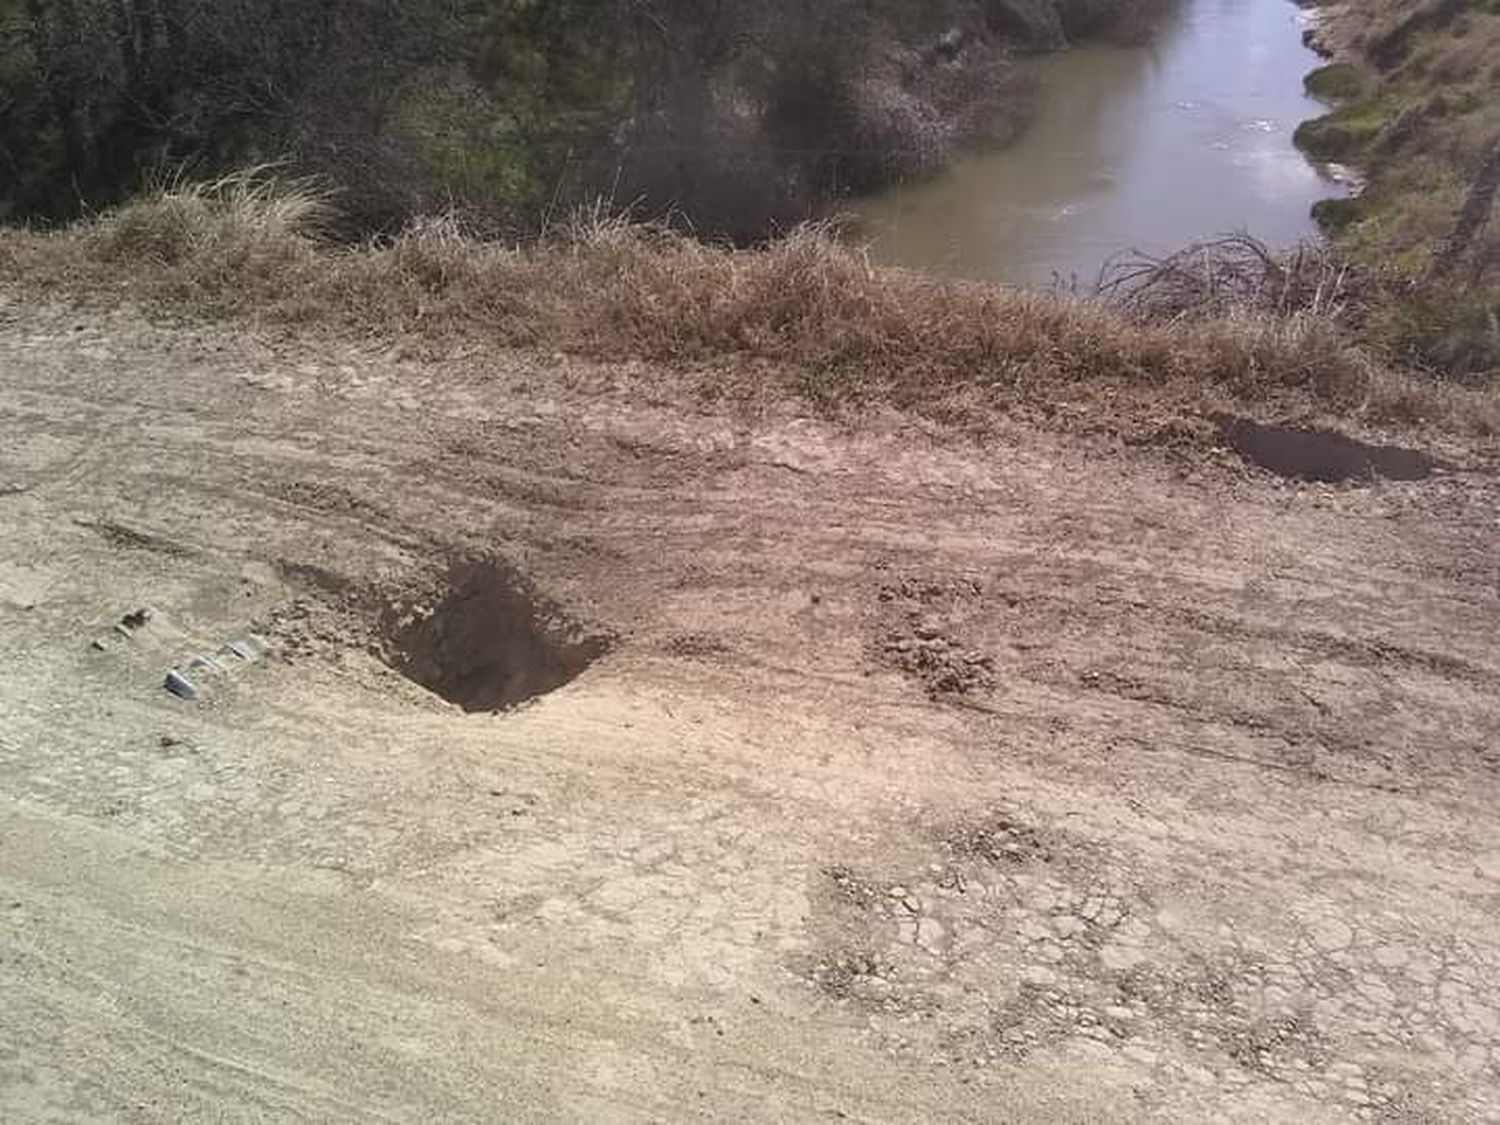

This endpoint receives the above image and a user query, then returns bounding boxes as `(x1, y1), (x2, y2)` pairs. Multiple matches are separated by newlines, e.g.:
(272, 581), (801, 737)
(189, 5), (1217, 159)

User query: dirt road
(2, 296), (1498, 1122)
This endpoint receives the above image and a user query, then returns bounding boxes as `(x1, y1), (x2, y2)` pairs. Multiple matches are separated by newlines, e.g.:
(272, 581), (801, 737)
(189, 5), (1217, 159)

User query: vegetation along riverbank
(1, 0), (1168, 239)
(1, 0), (1495, 443)
(1297, 0), (1500, 382)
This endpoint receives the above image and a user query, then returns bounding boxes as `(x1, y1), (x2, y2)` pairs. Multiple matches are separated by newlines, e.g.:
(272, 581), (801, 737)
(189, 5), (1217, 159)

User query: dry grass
(89, 169), (338, 262)
(1, 175), (1494, 441)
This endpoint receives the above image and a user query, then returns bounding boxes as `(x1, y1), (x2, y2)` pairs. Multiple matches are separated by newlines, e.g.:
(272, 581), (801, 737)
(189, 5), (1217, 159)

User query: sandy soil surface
(2, 295), (1498, 1122)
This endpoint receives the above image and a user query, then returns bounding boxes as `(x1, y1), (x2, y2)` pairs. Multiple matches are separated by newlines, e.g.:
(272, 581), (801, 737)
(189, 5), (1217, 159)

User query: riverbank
(2, 2), (1494, 433)
(1295, 0), (1500, 381)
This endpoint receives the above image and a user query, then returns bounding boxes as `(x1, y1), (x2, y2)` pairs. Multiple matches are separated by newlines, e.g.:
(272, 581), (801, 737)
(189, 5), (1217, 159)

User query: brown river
(853, 0), (1349, 286)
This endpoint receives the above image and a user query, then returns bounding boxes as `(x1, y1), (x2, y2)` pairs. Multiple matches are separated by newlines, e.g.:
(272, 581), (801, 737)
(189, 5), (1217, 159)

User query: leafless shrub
(1096, 235), (1356, 322)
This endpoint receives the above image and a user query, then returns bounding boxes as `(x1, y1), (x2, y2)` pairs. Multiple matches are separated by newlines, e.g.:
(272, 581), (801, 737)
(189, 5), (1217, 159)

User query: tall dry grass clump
(89, 170), (334, 263)
(4, 171), (332, 319)
(2, 175), (1493, 438)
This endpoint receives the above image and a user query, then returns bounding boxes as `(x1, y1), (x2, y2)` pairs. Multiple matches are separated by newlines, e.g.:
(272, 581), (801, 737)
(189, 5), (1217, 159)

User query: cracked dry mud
(807, 808), (1500, 1119)
(2, 297), (1499, 1121)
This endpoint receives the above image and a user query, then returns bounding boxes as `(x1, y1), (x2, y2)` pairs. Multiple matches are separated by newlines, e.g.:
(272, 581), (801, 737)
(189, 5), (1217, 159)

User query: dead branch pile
(1096, 235), (1355, 322)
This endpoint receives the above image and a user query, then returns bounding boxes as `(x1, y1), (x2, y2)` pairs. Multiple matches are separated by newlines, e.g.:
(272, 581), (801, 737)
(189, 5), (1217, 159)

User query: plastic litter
(164, 670), (201, 701)
(224, 635), (269, 663)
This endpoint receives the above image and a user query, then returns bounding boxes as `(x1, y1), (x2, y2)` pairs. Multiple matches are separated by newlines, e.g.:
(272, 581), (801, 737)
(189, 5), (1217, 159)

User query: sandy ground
(1, 295), (1498, 1122)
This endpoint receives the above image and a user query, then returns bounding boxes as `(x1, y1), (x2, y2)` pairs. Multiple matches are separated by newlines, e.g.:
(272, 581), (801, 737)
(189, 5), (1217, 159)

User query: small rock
(120, 608), (153, 630)
(915, 917), (946, 949)
(1036, 941), (1065, 964)
(1052, 915), (1085, 939)
(1308, 918), (1354, 953)
(1099, 942), (1144, 971)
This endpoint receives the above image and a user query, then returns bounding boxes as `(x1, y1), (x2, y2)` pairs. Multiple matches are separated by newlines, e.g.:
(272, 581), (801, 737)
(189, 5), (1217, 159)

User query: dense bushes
(0, 0), (1167, 238)
(0, 0), (465, 224)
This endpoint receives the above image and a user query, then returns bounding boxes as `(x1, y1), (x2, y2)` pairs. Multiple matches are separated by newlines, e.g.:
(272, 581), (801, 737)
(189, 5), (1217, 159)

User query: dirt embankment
(3, 297), (1500, 1120)
(6, 182), (1497, 464)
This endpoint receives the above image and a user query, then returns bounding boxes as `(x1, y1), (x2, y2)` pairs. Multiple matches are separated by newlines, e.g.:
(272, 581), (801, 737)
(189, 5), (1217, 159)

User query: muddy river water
(854, 0), (1347, 286)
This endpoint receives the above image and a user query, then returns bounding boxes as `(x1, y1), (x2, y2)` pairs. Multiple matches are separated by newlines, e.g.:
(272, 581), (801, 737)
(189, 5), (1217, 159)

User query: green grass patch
(1293, 98), (1401, 162)
(1305, 64), (1371, 103)
(1310, 197), (1364, 235)
(1365, 289), (1500, 383)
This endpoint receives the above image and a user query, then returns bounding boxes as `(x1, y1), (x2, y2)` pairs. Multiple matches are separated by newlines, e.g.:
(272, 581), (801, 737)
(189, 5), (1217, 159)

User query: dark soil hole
(382, 561), (610, 713)
(1215, 415), (1436, 483)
